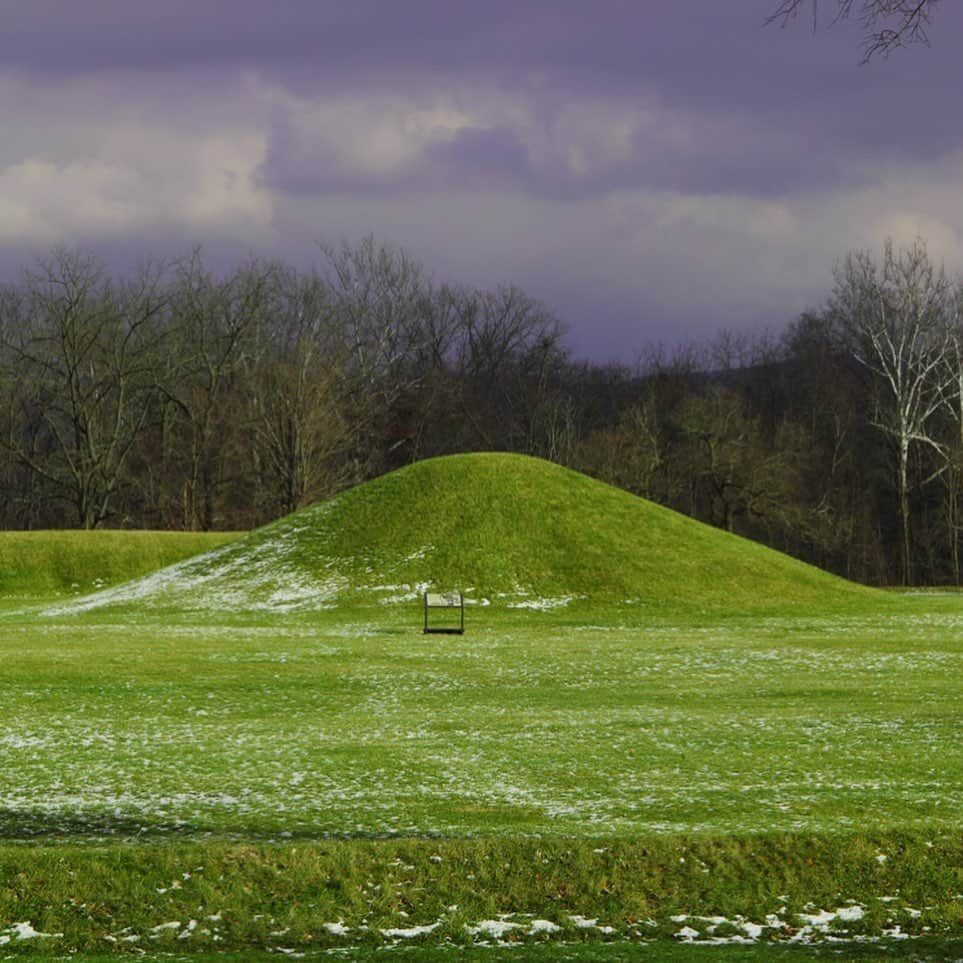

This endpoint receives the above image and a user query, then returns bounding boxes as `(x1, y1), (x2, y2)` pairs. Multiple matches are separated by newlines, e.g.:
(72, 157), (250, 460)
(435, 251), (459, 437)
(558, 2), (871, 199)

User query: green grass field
(1, 455), (961, 960)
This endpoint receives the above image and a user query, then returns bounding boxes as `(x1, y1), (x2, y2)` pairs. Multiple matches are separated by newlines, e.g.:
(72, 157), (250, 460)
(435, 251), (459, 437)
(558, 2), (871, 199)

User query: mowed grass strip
(2, 834), (962, 955)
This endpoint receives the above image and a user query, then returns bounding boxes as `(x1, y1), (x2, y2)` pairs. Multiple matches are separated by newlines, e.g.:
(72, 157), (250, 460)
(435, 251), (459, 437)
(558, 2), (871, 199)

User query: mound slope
(49, 453), (877, 616)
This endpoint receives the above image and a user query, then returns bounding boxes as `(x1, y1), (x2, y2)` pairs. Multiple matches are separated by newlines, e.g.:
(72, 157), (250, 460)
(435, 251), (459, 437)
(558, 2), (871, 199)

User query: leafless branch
(767, 0), (939, 60)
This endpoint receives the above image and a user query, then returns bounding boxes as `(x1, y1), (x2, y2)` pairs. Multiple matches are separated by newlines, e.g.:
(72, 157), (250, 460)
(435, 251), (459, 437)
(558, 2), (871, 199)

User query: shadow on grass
(55, 937), (963, 962)
(362, 942), (963, 962)
(0, 809), (198, 840)
(0, 808), (452, 842)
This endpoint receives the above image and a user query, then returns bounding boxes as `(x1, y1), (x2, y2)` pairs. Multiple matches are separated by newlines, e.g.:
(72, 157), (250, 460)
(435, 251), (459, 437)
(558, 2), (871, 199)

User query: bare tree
(934, 287), (963, 582)
(403, 282), (475, 461)
(0, 249), (170, 528)
(164, 252), (277, 529)
(243, 268), (351, 520)
(768, 1), (940, 59)
(0, 284), (47, 527)
(780, 312), (867, 576)
(677, 387), (803, 535)
(831, 238), (951, 584)
(318, 237), (433, 476)
(454, 284), (567, 451)
(577, 399), (665, 501)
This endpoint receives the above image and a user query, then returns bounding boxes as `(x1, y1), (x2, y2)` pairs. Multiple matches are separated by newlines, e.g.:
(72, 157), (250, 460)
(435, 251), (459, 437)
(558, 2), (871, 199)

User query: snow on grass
(10, 902), (944, 953)
(668, 906), (879, 945)
(569, 915), (616, 934)
(508, 595), (577, 611)
(2, 611), (963, 840)
(376, 582), (431, 604)
(380, 922), (441, 938)
(466, 919), (523, 939)
(36, 509), (351, 616)
(0, 921), (63, 945)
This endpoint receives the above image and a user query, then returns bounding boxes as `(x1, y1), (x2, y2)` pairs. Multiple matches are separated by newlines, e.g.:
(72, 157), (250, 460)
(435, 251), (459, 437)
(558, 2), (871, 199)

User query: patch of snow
(380, 922), (441, 938)
(467, 919), (522, 939)
(2, 921), (63, 941)
(569, 915), (598, 929)
(379, 581), (430, 604)
(836, 905), (865, 922)
(796, 909), (837, 930)
(508, 595), (576, 611)
(791, 905), (868, 939)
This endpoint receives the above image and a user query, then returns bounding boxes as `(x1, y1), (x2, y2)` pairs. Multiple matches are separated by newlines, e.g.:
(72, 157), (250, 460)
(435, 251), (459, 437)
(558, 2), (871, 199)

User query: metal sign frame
(423, 591), (465, 634)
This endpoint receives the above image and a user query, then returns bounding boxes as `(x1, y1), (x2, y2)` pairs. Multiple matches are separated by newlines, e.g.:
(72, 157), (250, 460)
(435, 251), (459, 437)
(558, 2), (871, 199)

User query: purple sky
(2, 1), (962, 361)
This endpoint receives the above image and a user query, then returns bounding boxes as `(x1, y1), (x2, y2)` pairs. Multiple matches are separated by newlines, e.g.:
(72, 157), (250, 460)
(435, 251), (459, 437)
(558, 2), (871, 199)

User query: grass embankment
(3, 835), (962, 956)
(0, 530), (239, 608)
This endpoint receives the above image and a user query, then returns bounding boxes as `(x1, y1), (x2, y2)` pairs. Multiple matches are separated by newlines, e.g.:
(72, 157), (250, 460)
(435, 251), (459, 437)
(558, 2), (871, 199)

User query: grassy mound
(0, 530), (240, 604)
(49, 453), (879, 618)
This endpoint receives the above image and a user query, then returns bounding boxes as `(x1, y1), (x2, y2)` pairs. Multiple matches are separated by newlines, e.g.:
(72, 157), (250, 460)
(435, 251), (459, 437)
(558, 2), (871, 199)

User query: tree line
(1, 235), (961, 587)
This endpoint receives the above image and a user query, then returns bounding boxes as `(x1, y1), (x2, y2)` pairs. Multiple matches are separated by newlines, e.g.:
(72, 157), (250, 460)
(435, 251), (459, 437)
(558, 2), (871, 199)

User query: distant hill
(41, 453), (880, 617)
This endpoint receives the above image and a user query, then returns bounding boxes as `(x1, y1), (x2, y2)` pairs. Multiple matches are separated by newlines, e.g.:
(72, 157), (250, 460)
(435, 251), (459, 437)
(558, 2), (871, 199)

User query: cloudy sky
(2, 1), (961, 361)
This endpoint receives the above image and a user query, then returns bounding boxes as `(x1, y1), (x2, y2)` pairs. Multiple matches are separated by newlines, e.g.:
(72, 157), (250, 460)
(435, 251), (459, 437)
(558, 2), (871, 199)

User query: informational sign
(423, 591), (465, 634)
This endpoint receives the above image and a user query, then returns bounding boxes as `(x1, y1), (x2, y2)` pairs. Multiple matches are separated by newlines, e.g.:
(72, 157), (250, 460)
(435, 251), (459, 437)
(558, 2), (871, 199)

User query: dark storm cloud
(1, 1), (654, 74)
(426, 126), (532, 182)
(256, 85), (862, 204)
(6, 1), (963, 188)
(259, 117), (534, 197)
(258, 117), (344, 197)
(3, 0), (963, 358)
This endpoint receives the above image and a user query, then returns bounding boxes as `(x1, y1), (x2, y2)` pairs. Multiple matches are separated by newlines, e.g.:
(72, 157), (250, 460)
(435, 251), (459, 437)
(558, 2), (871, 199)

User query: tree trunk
(899, 435), (911, 586)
